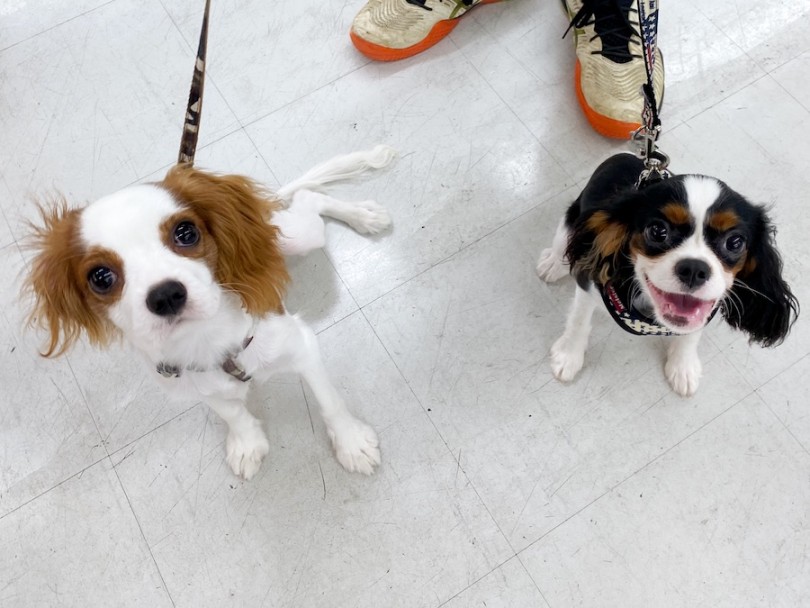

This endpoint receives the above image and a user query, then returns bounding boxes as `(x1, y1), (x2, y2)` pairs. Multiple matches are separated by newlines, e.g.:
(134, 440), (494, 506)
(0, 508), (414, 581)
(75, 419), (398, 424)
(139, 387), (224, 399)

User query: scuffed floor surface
(2, 0), (809, 606)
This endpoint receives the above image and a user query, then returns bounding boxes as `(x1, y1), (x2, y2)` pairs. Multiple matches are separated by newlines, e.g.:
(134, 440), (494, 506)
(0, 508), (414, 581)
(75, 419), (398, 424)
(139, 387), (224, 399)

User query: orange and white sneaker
(351, 0), (505, 62)
(563, 0), (665, 139)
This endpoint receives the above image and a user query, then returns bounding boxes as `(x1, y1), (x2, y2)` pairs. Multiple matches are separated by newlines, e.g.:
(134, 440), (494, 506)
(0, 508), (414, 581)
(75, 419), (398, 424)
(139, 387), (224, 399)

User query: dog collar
(598, 281), (673, 336)
(598, 281), (720, 337)
(156, 334), (254, 382)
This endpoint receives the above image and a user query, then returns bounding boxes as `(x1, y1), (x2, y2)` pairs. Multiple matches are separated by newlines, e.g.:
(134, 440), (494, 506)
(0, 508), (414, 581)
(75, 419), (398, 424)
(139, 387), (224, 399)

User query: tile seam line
(0, 400), (196, 521)
(104, 403), (201, 460)
(352, 180), (575, 310)
(768, 70), (810, 115)
(516, 386), (757, 557)
(755, 350), (810, 456)
(155, 0), (248, 166)
(0, 0), (118, 54)
(690, 0), (806, 82)
(120, 124), (249, 191)
(727, 344), (810, 394)
(357, 304), (520, 556)
(433, 555), (529, 608)
(668, 0), (772, 127)
(0, 452), (110, 522)
(109, 465), (177, 607)
(449, 37), (569, 181)
(763, 399), (810, 457)
(239, 61), (373, 132)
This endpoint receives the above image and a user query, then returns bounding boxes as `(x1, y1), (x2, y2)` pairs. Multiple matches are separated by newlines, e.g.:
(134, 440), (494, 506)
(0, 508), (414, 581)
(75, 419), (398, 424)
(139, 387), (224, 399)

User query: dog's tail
(276, 145), (397, 202)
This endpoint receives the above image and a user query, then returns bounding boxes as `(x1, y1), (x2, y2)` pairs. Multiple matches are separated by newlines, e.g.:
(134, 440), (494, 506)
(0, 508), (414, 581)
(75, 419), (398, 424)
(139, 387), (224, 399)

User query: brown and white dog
(25, 146), (396, 479)
(537, 153), (798, 396)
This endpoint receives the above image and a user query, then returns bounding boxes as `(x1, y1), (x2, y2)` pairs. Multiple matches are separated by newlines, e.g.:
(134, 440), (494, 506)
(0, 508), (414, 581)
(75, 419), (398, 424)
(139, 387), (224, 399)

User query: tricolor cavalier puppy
(25, 146), (395, 479)
(537, 153), (798, 396)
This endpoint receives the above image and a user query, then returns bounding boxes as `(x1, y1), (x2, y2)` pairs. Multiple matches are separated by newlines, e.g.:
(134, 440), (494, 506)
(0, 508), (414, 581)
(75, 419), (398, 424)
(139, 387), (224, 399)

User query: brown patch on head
(628, 233), (645, 260)
(586, 211), (626, 258)
(160, 165), (289, 316)
(24, 199), (119, 357)
(739, 255), (757, 277)
(707, 209), (741, 233)
(706, 209), (741, 233)
(661, 202), (690, 226)
(574, 211), (630, 282)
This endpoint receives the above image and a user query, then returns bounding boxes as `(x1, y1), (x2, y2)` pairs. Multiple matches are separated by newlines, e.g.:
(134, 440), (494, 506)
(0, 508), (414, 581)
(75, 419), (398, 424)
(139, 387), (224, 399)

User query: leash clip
(632, 124), (670, 187)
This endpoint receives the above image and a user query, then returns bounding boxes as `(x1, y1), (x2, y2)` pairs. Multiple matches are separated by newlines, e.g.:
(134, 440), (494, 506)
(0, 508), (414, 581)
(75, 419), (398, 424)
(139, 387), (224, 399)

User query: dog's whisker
(731, 278), (775, 304)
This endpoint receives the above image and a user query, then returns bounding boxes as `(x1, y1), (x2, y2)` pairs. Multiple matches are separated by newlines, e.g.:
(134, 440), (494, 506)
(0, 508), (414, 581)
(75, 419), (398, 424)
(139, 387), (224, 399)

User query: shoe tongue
(591, 0), (636, 64)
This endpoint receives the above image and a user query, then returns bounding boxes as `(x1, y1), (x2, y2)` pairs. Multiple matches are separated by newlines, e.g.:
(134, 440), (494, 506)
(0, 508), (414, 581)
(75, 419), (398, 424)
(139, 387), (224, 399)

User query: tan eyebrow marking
(707, 209), (740, 232)
(661, 202), (690, 225)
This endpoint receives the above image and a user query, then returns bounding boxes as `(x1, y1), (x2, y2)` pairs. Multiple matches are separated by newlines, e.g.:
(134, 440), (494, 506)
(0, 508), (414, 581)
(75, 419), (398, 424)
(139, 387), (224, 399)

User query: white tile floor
(2, 0), (809, 606)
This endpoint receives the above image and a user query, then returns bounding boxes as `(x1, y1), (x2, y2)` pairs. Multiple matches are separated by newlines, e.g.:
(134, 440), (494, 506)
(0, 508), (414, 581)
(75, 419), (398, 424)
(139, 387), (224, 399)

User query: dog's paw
(536, 247), (568, 283)
(328, 419), (381, 475)
(346, 200), (392, 235)
(225, 423), (270, 480)
(665, 356), (702, 397)
(550, 336), (585, 382)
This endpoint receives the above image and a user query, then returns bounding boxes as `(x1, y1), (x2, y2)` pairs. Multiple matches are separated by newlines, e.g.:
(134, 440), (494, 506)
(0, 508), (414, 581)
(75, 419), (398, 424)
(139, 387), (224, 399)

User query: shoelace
(563, 0), (641, 64)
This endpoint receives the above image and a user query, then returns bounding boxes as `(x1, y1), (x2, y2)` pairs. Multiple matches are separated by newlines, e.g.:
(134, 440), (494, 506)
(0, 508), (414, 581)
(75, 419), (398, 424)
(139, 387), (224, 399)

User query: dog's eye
(88, 266), (117, 294)
(173, 221), (200, 247)
(645, 220), (669, 244)
(725, 233), (746, 253)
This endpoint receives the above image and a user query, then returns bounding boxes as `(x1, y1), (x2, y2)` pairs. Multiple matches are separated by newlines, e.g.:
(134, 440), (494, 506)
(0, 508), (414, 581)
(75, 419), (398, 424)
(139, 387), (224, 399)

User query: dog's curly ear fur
(161, 165), (290, 316)
(723, 208), (799, 346)
(24, 200), (115, 356)
(565, 197), (633, 286)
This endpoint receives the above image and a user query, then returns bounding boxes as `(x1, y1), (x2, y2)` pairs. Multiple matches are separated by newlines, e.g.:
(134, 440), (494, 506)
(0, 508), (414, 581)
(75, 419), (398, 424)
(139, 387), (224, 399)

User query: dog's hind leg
(271, 145), (396, 257)
(272, 189), (391, 257)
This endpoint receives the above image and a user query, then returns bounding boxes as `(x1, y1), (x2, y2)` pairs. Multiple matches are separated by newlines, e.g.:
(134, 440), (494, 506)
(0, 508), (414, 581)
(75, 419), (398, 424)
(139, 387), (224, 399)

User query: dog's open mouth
(645, 278), (716, 329)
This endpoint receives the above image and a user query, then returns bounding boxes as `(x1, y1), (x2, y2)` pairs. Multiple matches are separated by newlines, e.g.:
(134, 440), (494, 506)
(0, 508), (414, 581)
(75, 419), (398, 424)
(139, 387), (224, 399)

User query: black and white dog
(537, 153), (798, 396)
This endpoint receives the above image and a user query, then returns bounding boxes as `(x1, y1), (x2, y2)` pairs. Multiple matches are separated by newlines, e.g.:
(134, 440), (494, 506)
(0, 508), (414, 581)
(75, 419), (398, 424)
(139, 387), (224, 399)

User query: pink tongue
(660, 292), (715, 322)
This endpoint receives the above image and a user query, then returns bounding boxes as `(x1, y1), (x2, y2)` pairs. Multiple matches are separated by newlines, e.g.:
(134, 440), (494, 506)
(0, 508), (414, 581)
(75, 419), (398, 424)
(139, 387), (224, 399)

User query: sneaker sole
(350, 0), (504, 62)
(574, 59), (641, 139)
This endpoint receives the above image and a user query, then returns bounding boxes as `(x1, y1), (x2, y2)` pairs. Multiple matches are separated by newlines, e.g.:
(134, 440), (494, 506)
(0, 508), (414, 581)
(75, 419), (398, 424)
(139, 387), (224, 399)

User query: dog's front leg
(550, 285), (597, 382)
(206, 392), (270, 480)
(664, 331), (703, 397)
(285, 318), (380, 475)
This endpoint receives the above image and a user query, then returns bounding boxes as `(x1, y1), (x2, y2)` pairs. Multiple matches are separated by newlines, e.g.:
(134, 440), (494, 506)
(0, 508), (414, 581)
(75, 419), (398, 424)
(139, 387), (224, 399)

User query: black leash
(177, 0), (211, 165)
(631, 0), (670, 186)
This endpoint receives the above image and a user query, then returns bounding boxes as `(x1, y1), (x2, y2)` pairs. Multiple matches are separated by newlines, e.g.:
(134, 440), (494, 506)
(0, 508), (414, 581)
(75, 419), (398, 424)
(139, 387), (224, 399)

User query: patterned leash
(631, 0), (670, 186)
(177, 0), (211, 165)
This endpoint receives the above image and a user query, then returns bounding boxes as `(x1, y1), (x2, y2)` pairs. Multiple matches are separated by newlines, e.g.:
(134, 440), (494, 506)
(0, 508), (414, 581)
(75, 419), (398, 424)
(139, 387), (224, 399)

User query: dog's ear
(566, 197), (634, 285)
(24, 200), (113, 356)
(161, 165), (290, 316)
(723, 208), (798, 346)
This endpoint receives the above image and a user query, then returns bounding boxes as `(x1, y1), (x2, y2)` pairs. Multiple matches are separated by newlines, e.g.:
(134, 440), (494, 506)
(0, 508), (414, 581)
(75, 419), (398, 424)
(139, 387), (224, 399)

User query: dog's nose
(146, 280), (187, 317)
(675, 259), (711, 290)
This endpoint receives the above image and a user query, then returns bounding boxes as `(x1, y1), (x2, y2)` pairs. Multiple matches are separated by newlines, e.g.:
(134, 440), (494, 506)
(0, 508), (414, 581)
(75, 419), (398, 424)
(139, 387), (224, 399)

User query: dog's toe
(550, 337), (584, 382)
(225, 425), (270, 480)
(347, 200), (392, 235)
(536, 248), (568, 283)
(665, 357), (702, 397)
(328, 419), (381, 475)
